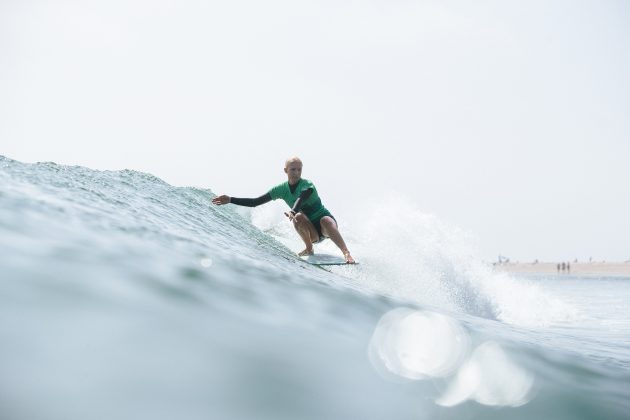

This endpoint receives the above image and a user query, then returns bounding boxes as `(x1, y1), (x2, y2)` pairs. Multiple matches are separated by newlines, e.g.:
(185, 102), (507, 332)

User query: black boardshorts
(311, 211), (336, 243)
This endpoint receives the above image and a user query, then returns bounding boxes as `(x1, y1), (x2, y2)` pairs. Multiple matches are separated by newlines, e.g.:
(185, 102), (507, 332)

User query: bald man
(212, 157), (355, 264)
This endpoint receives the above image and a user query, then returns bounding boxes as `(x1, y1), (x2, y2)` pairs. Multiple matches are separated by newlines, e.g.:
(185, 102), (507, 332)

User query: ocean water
(1, 155), (629, 420)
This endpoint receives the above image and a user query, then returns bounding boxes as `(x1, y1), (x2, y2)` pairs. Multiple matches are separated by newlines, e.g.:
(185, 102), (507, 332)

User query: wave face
(1, 156), (629, 420)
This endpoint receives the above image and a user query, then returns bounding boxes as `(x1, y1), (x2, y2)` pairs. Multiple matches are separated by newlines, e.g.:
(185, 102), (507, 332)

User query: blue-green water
(1, 156), (629, 420)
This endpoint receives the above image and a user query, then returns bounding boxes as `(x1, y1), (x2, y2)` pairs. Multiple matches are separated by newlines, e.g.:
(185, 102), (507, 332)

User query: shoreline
(494, 262), (630, 278)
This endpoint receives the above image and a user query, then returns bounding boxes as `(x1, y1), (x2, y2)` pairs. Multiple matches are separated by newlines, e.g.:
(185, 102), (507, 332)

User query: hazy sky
(2, 0), (629, 261)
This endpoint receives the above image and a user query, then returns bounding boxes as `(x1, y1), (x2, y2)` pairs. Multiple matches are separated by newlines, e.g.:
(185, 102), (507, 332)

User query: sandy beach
(496, 262), (630, 277)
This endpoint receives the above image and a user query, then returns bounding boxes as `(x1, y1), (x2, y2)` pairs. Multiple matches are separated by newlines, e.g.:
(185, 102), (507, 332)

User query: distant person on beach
(561, 262), (566, 272)
(212, 156), (355, 264)
(567, 262), (571, 274)
(557, 263), (561, 273)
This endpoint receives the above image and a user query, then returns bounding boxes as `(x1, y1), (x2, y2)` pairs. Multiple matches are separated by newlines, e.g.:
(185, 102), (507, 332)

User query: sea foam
(253, 194), (577, 327)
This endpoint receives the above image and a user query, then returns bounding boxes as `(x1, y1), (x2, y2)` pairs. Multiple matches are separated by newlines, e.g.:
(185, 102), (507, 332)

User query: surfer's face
(285, 162), (302, 184)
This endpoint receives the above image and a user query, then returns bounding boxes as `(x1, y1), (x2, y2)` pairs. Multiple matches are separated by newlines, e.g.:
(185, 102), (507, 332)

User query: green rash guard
(268, 178), (329, 222)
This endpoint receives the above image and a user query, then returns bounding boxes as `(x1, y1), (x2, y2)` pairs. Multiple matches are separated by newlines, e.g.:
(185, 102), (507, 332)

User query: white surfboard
(300, 253), (354, 266)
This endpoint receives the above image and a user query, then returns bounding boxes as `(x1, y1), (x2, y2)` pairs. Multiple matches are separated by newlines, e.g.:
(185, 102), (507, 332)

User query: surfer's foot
(298, 248), (314, 257)
(343, 251), (355, 264)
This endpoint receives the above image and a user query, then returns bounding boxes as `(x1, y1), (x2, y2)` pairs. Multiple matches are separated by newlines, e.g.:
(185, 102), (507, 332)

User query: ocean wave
(1, 156), (628, 420)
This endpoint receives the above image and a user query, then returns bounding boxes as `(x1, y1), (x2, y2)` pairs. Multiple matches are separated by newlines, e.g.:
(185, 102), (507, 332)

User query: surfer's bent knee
(320, 216), (337, 229)
(294, 213), (308, 223)
(293, 213), (314, 230)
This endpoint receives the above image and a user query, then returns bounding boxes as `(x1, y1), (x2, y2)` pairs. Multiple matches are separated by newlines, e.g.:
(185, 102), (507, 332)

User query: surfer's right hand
(212, 195), (230, 205)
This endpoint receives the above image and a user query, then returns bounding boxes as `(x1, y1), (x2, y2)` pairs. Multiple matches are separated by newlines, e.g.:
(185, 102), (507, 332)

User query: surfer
(212, 157), (355, 264)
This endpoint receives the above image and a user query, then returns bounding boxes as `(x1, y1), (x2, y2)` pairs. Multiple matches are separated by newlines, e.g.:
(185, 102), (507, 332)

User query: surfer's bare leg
(292, 213), (318, 256)
(320, 216), (355, 264)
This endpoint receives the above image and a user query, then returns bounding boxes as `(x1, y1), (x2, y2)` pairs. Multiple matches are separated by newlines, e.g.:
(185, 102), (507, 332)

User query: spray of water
(251, 195), (576, 327)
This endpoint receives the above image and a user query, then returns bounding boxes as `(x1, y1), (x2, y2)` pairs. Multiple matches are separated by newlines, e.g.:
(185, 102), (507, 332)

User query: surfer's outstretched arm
(212, 193), (272, 207)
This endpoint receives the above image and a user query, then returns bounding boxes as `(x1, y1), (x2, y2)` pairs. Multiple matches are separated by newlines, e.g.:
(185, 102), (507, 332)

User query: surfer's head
(285, 156), (302, 168)
(284, 156), (303, 184)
